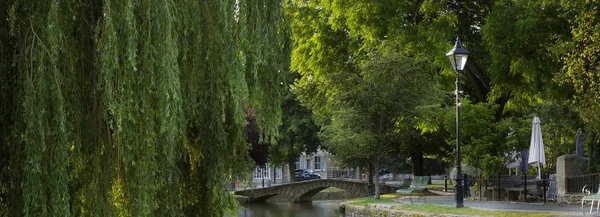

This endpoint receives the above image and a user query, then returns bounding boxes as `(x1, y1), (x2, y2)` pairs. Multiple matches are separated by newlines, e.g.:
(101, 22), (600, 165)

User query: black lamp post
(446, 37), (469, 208)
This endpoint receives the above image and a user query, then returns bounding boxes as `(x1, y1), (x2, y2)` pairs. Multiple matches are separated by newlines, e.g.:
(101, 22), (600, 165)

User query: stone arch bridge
(234, 179), (399, 203)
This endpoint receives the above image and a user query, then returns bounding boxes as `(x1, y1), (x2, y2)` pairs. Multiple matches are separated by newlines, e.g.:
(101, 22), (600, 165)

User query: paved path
(377, 193), (597, 216)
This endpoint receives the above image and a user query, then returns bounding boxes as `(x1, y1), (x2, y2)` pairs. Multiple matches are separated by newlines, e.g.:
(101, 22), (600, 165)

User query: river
(237, 200), (342, 217)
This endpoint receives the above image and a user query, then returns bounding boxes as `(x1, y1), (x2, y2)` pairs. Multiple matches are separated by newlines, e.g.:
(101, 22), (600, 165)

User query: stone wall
(554, 194), (586, 206)
(342, 203), (474, 217)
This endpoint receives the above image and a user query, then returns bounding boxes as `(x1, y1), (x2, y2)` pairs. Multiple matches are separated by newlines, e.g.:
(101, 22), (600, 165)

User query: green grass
(395, 204), (573, 217)
(390, 191), (438, 197)
(427, 180), (447, 190)
(347, 193), (424, 205)
(320, 187), (344, 192)
(347, 196), (397, 205)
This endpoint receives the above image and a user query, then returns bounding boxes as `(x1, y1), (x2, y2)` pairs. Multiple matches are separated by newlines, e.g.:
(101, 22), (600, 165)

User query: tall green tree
(558, 0), (600, 125)
(318, 51), (442, 198)
(553, 0), (600, 173)
(286, 0), (453, 180)
(271, 73), (321, 183)
(0, 0), (288, 216)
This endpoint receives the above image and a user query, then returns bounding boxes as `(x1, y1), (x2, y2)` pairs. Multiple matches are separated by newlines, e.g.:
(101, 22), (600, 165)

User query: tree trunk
(287, 142), (295, 183)
(411, 150), (424, 176)
(374, 163), (381, 199)
(463, 60), (490, 102)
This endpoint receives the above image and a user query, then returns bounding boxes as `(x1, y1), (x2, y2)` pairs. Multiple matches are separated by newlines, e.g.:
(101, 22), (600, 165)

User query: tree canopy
(0, 0), (288, 216)
(286, 0), (600, 184)
(2, 0), (600, 213)
(270, 72), (321, 182)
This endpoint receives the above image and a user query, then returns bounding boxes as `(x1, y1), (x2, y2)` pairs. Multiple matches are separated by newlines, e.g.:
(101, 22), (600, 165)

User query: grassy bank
(395, 204), (572, 217)
(346, 195), (572, 217)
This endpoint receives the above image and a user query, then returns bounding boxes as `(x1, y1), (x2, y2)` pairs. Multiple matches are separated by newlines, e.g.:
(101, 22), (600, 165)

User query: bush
(337, 204), (345, 215)
(448, 163), (477, 185)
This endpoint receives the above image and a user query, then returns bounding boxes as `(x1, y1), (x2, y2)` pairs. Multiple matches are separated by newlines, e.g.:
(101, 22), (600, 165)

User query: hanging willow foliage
(10, 1), (76, 216)
(96, 0), (183, 216)
(1, 0), (288, 216)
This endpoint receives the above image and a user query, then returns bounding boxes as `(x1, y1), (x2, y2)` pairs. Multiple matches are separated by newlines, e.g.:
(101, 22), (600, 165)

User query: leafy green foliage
(316, 51), (443, 197)
(444, 99), (532, 176)
(1, 0), (288, 216)
(247, 111), (271, 167)
(9, 1), (76, 216)
(3, 0), (600, 215)
(482, 0), (570, 110)
(287, 0), (451, 180)
(536, 103), (582, 174)
(557, 0), (600, 125)
(270, 72), (321, 181)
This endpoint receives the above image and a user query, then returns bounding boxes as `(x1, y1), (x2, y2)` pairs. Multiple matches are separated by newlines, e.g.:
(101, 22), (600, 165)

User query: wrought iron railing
(327, 169), (353, 179)
(461, 175), (550, 202)
(566, 173), (600, 194)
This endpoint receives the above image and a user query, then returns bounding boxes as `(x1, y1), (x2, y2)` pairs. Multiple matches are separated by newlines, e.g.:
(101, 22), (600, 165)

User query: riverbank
(340, 192), (585, 217)
(342, 203), (473, 217)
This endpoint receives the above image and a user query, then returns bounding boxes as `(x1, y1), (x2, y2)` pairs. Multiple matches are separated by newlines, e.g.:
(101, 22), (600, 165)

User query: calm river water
(237, 200), (342, 217)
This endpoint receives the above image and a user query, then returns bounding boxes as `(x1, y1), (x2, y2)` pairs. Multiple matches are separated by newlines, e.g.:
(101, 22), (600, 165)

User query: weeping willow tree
(0, 0), (287, 216)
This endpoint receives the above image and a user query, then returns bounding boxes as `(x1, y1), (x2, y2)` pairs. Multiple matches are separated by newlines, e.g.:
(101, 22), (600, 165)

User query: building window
(295, 158), (300, 170)
(314, 156), (321, 170)
(306, 159), (311, 169)
(275, 167), (282, 179)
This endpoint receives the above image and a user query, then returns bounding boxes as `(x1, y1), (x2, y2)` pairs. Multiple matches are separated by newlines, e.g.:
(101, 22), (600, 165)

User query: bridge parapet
(234, 179), (399, 203)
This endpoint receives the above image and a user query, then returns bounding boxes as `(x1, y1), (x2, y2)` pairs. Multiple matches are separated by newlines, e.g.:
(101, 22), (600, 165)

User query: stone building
(249, 149), (333, 186)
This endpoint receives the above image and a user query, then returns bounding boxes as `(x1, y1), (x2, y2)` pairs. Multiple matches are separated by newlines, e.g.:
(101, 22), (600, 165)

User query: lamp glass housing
(447, 54), (468, 71)
(446, 37), (470, 72)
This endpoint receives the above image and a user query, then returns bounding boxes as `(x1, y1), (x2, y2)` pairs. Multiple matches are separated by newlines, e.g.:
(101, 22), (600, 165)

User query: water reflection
(237, 200), (341, 217)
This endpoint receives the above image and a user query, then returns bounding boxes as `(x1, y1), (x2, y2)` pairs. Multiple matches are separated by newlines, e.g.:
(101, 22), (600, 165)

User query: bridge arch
(234, 179), (399, 203)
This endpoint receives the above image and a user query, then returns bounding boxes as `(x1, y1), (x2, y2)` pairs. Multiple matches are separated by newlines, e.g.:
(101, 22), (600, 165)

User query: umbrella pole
(538, 162), (542, 179)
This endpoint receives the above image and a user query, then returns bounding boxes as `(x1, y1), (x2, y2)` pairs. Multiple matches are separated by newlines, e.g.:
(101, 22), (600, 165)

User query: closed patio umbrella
(519, 150), (528, 173)
(528, 116), (545, 179)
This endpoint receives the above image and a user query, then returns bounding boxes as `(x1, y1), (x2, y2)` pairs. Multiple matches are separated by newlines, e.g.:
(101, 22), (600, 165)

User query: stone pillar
(557, 154), (588, 202)
(282, 164), (289, 183)
(269, 166), (275, 186)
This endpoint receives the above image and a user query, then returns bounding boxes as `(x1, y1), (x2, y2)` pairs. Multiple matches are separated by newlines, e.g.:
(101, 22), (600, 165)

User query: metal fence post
(497, 173), (501, 201)
(523, 173), (527, 202)
(464, 174), (468, 198)
(543, 176), (546, 203)
(444, 175), (448, 192)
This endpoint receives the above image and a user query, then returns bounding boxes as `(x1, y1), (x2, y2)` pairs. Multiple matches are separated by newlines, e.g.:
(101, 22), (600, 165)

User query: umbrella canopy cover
(528, 116), (546, 166)
(576, 128), (584, 158)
